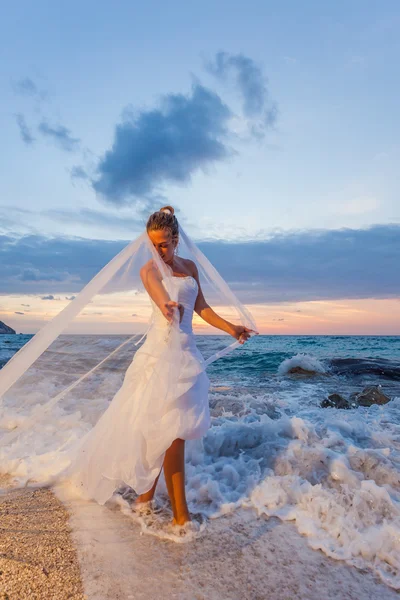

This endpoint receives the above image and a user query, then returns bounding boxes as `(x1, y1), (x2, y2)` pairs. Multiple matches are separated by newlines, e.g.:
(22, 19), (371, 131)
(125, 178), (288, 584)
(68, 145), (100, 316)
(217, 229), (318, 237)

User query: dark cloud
(205, 51), (277, 136)
(0, 233), (124, 294)
(21, 303), (30, 307)
(38, 121), (80, 152)
(15, 113), (35, 145)
(65, 296), (76, 301)
(0, 225), (398, 302)
(20, 269), (68, 283)
(200, 224), (400, 302)
(41, 294), (55, 300)
(91, 84), (232, 205)
(14, 311), (24, 315)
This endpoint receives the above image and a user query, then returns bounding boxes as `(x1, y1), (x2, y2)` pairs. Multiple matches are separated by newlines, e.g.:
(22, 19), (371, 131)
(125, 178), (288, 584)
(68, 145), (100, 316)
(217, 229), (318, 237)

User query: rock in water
(0, 321), (16, 335)
(355, 385), (390, 407)
(321, 393), (351, 409)
(288, 366), (317, 376)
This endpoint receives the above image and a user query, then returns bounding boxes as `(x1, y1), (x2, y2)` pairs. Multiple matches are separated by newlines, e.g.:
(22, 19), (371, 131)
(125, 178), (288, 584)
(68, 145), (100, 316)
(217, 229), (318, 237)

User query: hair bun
(159, 205), (175, 215)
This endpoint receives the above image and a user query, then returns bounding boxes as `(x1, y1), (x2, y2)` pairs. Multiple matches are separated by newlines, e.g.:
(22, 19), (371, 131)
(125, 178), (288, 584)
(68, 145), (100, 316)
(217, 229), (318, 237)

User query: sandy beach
(0, 476), (85, 600)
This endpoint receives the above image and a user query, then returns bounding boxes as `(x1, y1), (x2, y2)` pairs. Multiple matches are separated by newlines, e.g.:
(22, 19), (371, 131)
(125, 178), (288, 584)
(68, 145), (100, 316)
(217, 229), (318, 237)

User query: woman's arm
(140, 263), (183, 323)
(190, 262), (258, 343)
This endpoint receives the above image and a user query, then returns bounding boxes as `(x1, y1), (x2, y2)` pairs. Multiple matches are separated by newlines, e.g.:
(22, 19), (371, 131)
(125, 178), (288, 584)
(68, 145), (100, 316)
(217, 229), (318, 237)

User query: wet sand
(55, 485), (399, 600)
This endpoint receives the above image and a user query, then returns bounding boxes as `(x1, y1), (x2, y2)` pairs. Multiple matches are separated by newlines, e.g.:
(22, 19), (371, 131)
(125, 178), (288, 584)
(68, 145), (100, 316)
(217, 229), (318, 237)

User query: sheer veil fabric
(0, 218), (257, 502)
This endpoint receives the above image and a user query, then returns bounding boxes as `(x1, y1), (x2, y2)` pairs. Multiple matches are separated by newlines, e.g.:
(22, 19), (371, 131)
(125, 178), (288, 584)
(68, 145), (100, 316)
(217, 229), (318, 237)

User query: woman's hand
(164, 301), (184, 323)
(229, 325), (259, 345)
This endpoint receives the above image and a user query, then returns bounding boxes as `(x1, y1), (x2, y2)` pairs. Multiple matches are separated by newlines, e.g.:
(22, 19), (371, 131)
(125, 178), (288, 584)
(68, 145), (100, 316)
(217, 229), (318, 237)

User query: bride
(0, 205), (258, 530)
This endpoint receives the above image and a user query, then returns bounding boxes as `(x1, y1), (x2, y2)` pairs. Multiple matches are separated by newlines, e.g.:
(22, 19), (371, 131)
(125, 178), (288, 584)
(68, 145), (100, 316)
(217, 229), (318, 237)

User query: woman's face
(148, 228), (177, 263)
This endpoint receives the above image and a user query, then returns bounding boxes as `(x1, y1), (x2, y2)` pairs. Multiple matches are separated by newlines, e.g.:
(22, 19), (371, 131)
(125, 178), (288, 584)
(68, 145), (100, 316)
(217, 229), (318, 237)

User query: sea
(1, 333), (400, 589)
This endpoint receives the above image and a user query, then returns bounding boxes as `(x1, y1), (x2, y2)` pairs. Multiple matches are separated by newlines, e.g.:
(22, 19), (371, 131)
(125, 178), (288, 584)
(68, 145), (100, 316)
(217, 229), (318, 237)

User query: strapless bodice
(149, 276), (198, 335)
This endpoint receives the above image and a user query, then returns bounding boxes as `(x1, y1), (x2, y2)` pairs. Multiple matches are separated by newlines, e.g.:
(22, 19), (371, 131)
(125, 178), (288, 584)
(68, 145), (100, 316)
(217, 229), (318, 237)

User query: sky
(1, 0), (399, 334)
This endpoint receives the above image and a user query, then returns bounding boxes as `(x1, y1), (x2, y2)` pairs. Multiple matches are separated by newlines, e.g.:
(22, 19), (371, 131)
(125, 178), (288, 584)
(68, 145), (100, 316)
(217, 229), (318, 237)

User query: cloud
(38, 121), (80, 152)
(205, 51), (277, 136)
(21, 303), (30, 307)
(15, 113), (35, 145)
(0, 205), (42, 236)
(91, 83), (232, 205)
(0, 233), (124, 294)
(44, 207), (146, 232)
(14, 311), (24, 315)
(65, 295), (76, 301)
(0, 204), (149, 236)
(200, 224), (400, 303)
(0, 225), (398, 302)
(41, 294), (55, 300)
(20, 268), (69, 283)
(70, 165), (89, 180)
(12, 77), (46, 101)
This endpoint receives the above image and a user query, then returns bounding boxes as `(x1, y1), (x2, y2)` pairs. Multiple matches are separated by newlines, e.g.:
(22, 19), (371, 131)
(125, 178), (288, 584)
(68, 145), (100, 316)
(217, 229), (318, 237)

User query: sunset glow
(2, 294), (399, 336)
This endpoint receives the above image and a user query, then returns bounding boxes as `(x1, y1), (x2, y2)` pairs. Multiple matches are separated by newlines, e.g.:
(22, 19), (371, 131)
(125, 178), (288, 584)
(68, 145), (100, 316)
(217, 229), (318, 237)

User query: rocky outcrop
(321, 385), (391, 409)
(0, 321), (16, 335)
(353, 385), (390, 407)
(330, 357), (400, 381)
(321, 393), (352, 410)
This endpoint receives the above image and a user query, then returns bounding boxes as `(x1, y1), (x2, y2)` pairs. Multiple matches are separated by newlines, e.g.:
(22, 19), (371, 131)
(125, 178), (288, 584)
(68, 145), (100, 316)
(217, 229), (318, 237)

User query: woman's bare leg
(163, 438), (190, 525)
(134, 439), (190, 524)
(135, 471), (161, 505)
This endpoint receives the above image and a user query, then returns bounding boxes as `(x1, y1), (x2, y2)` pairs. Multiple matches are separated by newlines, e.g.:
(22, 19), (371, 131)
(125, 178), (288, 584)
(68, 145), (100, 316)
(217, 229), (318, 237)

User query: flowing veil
(0, 218), (257, 493)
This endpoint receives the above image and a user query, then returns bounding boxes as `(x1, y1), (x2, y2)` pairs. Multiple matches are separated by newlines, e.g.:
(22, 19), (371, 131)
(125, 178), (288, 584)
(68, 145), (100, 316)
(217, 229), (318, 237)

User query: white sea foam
(184, 398), (400, 589)
(278, 352), (327, 376)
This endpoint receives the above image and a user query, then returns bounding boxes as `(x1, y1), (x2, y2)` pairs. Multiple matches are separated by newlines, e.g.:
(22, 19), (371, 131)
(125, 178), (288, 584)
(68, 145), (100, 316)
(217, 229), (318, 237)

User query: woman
(135, 206), (255, 526)
(57, 206), (256, 529)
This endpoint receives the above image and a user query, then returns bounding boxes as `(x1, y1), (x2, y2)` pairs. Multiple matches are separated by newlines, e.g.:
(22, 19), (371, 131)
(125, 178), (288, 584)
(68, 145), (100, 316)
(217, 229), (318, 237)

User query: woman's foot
(169, 518), (201, 538)
(132, 498), (154, 515)
(135, 492), (154, 504)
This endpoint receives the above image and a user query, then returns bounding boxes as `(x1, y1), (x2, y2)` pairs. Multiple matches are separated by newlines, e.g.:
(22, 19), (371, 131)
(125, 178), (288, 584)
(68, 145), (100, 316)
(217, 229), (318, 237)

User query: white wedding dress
(58, 275), (211, 505)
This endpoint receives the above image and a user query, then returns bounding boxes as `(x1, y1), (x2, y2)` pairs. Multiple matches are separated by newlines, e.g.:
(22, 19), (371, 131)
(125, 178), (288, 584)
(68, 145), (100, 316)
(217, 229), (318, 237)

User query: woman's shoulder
(179, 258), (197, 277)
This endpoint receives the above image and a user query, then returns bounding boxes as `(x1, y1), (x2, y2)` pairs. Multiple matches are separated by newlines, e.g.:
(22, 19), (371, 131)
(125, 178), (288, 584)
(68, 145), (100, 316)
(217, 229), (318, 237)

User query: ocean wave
(278, 353), (328, 376)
